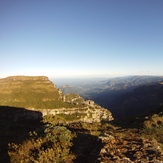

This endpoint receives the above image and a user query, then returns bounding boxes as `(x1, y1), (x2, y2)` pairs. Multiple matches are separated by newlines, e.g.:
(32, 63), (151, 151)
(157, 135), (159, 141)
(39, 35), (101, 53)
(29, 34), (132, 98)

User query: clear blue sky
(1, 0), (163, 78)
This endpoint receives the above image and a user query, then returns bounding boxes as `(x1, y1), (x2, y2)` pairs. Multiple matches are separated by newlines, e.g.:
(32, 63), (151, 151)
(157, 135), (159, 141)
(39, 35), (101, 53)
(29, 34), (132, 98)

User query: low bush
(8, 126), (75, 163)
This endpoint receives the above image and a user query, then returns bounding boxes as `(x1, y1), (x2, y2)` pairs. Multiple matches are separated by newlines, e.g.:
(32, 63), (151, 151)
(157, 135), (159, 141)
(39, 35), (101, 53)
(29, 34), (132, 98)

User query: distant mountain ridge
(0, 76), (113, 123)
(59, 76), (163, 97)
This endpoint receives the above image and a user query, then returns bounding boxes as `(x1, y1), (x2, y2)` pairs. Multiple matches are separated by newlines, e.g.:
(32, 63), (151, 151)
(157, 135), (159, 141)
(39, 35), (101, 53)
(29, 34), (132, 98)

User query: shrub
(144, 114), (163, 128)
(8, 126), (75, 163)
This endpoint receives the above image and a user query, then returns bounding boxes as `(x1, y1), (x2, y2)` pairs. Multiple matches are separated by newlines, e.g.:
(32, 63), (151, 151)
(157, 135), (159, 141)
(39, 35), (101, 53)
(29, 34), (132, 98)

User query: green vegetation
(43, 115), (65, 125)
(43, 113), (87, 124)
(141, 107), (163, 149)
(0, 78), (81, 109)
(56, 113), (87, 122)
(8, 126), (75, 163)
(142, 126), (163, 149)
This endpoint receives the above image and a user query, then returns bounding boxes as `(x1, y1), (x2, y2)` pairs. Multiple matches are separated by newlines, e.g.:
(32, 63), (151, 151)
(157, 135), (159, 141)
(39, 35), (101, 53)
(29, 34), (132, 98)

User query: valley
(57, 76), (163, 118)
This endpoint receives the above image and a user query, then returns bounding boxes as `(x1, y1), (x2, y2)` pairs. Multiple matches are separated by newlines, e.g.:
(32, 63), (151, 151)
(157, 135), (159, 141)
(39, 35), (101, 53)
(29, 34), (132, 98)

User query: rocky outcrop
(98, 133), (163, 162)
(0, 76), (114, 123)
(36, 106), (113, 123)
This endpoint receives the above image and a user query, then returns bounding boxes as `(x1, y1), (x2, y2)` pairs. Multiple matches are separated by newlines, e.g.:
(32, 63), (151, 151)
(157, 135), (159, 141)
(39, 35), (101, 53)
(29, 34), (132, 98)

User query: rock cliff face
(0, 76), (113, 122)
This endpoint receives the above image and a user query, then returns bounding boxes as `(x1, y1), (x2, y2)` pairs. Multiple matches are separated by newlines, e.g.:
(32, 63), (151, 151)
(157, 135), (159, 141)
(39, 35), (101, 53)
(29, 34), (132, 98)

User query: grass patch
(56, 113), (87, 122)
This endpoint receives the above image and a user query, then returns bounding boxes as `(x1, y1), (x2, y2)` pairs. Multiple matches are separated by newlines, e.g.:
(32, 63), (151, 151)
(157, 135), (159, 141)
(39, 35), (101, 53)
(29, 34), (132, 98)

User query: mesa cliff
(0, 76), (113, 123)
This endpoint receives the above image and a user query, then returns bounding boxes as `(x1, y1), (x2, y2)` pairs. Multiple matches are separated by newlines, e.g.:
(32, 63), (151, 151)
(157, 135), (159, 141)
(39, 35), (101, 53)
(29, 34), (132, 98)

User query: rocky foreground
(98, 130), (163, 162)
(68, 122), (163, 163)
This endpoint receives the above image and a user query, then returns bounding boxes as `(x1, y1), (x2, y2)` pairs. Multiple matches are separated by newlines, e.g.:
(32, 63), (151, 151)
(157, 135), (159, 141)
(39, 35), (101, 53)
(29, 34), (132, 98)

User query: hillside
(108, 84), (163, 118)
(0, 76), (113, 123)
(0, 76), (163, 162)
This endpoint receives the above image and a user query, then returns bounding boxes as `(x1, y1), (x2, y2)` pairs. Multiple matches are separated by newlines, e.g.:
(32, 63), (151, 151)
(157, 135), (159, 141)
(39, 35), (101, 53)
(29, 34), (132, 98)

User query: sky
(0, 0), (163, 79)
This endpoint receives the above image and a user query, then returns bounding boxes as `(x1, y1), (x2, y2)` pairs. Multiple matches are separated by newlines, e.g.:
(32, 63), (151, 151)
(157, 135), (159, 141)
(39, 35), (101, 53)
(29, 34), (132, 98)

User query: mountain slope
(0, 76), (113, 123)
(109, 83), (163, 118)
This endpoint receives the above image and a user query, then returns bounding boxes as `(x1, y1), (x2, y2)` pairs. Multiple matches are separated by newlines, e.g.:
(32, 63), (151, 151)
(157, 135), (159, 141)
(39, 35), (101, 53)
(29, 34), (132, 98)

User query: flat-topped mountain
(0, 76), (113, 123)
(2, 76), (49, 81)
(0, 76), (61, 109)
